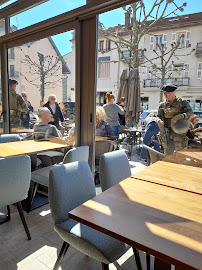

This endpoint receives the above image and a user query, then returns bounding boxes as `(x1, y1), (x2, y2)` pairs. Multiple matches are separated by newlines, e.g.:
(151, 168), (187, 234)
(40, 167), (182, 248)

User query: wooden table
(122, 127), (143, 155)
(131, 161), (202, 195)
(95, 136), (111, 142)
(0, 137), (69, 158)
(69, 177), (202, 270)
(0, 137), (69, 212)
(176, 148), (202, 166)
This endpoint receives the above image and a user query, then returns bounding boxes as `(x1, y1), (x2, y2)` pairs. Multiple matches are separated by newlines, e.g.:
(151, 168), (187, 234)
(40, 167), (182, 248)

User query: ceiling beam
(0, 0), (49, 19)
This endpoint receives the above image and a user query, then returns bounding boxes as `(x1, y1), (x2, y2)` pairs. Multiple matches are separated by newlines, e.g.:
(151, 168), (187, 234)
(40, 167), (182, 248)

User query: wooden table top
(69, 178), (202, 270)
(95, 136), (111, 141)
(0, 137), (69, 158)
(176, 148), (202, 164)
(0, 128), (34, 133)
(123, 127), (142, 133)
(131, 161), (202, 195)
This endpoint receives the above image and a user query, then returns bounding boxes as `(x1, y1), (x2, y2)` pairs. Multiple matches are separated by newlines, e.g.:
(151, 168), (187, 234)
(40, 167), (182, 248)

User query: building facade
(64, 12), (202, 111)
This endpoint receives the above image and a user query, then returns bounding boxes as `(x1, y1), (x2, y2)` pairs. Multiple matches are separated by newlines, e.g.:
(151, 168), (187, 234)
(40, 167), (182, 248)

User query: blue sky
(2, 0), (202, 55)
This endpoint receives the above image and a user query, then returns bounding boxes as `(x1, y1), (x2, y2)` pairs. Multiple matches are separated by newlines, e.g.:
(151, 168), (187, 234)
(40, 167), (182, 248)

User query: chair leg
(28, 181), (38, 212)
(101, 262), (109, 270)
(133, 247), (143, 270)
(146, 253), (150, 270)
(16, 202), (31, 240)
(53, 241), (70, 270)
(0, 205), (11, 224)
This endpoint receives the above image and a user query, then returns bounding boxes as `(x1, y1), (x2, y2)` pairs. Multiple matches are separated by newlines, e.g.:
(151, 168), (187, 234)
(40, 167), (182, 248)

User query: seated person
(96, 106), (114, 138)
(118, 97), (127, 133)
(140, 113), (160, 162)
(187, 114), (202, 146)
(33, 107), (62, 139)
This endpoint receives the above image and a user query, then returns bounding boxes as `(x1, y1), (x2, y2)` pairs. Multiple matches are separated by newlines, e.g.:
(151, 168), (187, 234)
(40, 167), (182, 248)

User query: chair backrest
(49, 161), (96, 224)
(0, 134), (21, 143)
(143, 144), (165, 165)
(99, 150), (131, 192)
(0, 155), (31, 207)
(95, 140), (115, 159)
(62, 146), (89, 164)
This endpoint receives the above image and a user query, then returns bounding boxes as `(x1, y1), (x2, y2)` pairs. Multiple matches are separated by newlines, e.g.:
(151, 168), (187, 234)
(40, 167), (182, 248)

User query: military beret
(9, 79), (18, 86)
(161, 84), (178, 92)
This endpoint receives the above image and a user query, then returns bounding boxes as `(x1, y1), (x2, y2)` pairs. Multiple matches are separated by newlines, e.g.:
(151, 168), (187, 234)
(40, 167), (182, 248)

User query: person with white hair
(33, 107), (61, 139)
(43, 94), (65, 129)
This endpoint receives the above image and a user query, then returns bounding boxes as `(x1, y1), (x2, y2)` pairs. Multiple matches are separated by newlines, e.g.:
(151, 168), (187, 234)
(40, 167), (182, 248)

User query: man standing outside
(9, 79), (28, 128)
(20, 92), (34, 128)
(157, 84), (193, 155)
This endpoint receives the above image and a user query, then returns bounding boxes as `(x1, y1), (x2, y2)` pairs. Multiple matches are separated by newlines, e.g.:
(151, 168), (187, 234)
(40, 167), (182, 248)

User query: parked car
(140, 110), (158, 129)
(60, 102), (75, 122)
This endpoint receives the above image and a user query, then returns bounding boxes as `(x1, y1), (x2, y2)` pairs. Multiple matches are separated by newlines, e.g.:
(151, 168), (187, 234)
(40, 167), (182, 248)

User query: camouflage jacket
(9, 89), (29, 127)
(158, 97), (193, 129)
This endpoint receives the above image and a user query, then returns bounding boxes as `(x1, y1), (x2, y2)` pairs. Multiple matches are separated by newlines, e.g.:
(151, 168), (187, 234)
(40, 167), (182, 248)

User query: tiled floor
(0, 147), (150, 270)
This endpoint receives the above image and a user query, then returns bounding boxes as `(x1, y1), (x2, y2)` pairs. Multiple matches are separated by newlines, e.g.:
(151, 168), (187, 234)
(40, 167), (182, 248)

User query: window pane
(0, 19), (5, 37)
(0, 54), (2, 134)
(8, 30), (76, 147)
(10, 0), (86, 31)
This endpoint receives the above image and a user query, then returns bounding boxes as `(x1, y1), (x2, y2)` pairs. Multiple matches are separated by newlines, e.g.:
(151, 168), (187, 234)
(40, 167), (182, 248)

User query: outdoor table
(0, 137), (69, 158)
(0, 128), (34, 134)
(0, 137), (69, 212)
(122, 127), (143, 155)
(175, 148), (202, 166)
(69, 177), (202, 270)
(131, 160), (202, 195)
(95, 136), (111, 141)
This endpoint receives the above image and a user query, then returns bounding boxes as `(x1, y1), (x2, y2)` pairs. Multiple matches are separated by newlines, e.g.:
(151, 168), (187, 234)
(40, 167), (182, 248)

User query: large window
(172, 31), (191, 48)
(10, 1), (86, 31)
(8, 30), (75, 143)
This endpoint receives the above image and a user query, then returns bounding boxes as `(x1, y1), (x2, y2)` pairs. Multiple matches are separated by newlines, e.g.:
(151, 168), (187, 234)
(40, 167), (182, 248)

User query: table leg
(154, 257), (171, 270)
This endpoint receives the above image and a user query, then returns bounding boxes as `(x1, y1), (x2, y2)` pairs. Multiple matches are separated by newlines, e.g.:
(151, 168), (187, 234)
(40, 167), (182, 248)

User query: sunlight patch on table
(146, 222), (202, 253)
(84, 200), (112, 215)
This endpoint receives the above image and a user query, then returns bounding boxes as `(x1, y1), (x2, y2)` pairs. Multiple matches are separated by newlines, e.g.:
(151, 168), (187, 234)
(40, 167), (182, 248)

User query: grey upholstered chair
(0, 155), (31, 240)
(99, 150), (144, 270)
(99, 150), (131, 192)
(49, 160), (131, 270)
(143, 144), (166, 165)
(0, 133), (21, 143)
(29, 146), (89, 211)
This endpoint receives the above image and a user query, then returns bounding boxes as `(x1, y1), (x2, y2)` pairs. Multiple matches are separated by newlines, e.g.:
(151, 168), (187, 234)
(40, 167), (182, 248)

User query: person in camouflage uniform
(157, 84), (193, 155)
(9, 79), (29, 128)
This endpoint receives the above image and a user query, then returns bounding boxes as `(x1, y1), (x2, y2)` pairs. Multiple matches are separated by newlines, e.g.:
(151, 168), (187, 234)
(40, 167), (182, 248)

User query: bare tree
(99, 0), (189, 100)
(20, 49), (66, 104)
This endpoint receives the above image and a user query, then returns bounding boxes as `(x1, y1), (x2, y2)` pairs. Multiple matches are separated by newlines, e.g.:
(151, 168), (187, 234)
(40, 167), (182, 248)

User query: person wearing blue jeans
(140, 115), (160, 161)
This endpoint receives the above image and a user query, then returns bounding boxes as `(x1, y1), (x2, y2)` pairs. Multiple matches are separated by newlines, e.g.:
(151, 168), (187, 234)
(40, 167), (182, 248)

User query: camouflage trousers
(158, 130), (188, 156)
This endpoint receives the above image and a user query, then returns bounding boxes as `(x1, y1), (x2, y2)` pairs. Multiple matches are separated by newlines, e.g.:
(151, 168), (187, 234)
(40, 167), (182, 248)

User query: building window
(197, 62), (202, 79)
(10, 65), (15, 77)
(172, 31), (191, 48)
(106, 40), (111, 51)
(99, 40), (104, 51)
(98, 62), (110, 78)
(183, 64), (189, 77)
(9, 48), (15, 59)
(150, 35), (167, 51)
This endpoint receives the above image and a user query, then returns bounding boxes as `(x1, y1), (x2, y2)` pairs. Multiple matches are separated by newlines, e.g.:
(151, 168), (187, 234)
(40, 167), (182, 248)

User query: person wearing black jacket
(43, 94), (65, 129)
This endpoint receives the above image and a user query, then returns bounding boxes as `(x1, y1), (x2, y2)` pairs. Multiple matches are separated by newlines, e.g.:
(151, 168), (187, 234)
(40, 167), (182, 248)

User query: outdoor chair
(143, 144), (166, 166)
(94, 140), (116, 185)
(99, 150), (131, 192)
(29, 146), (89, 211)
(49, 160), (132, 270)
(99, 150), (148, 270)
(0, 155), (31, 240)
